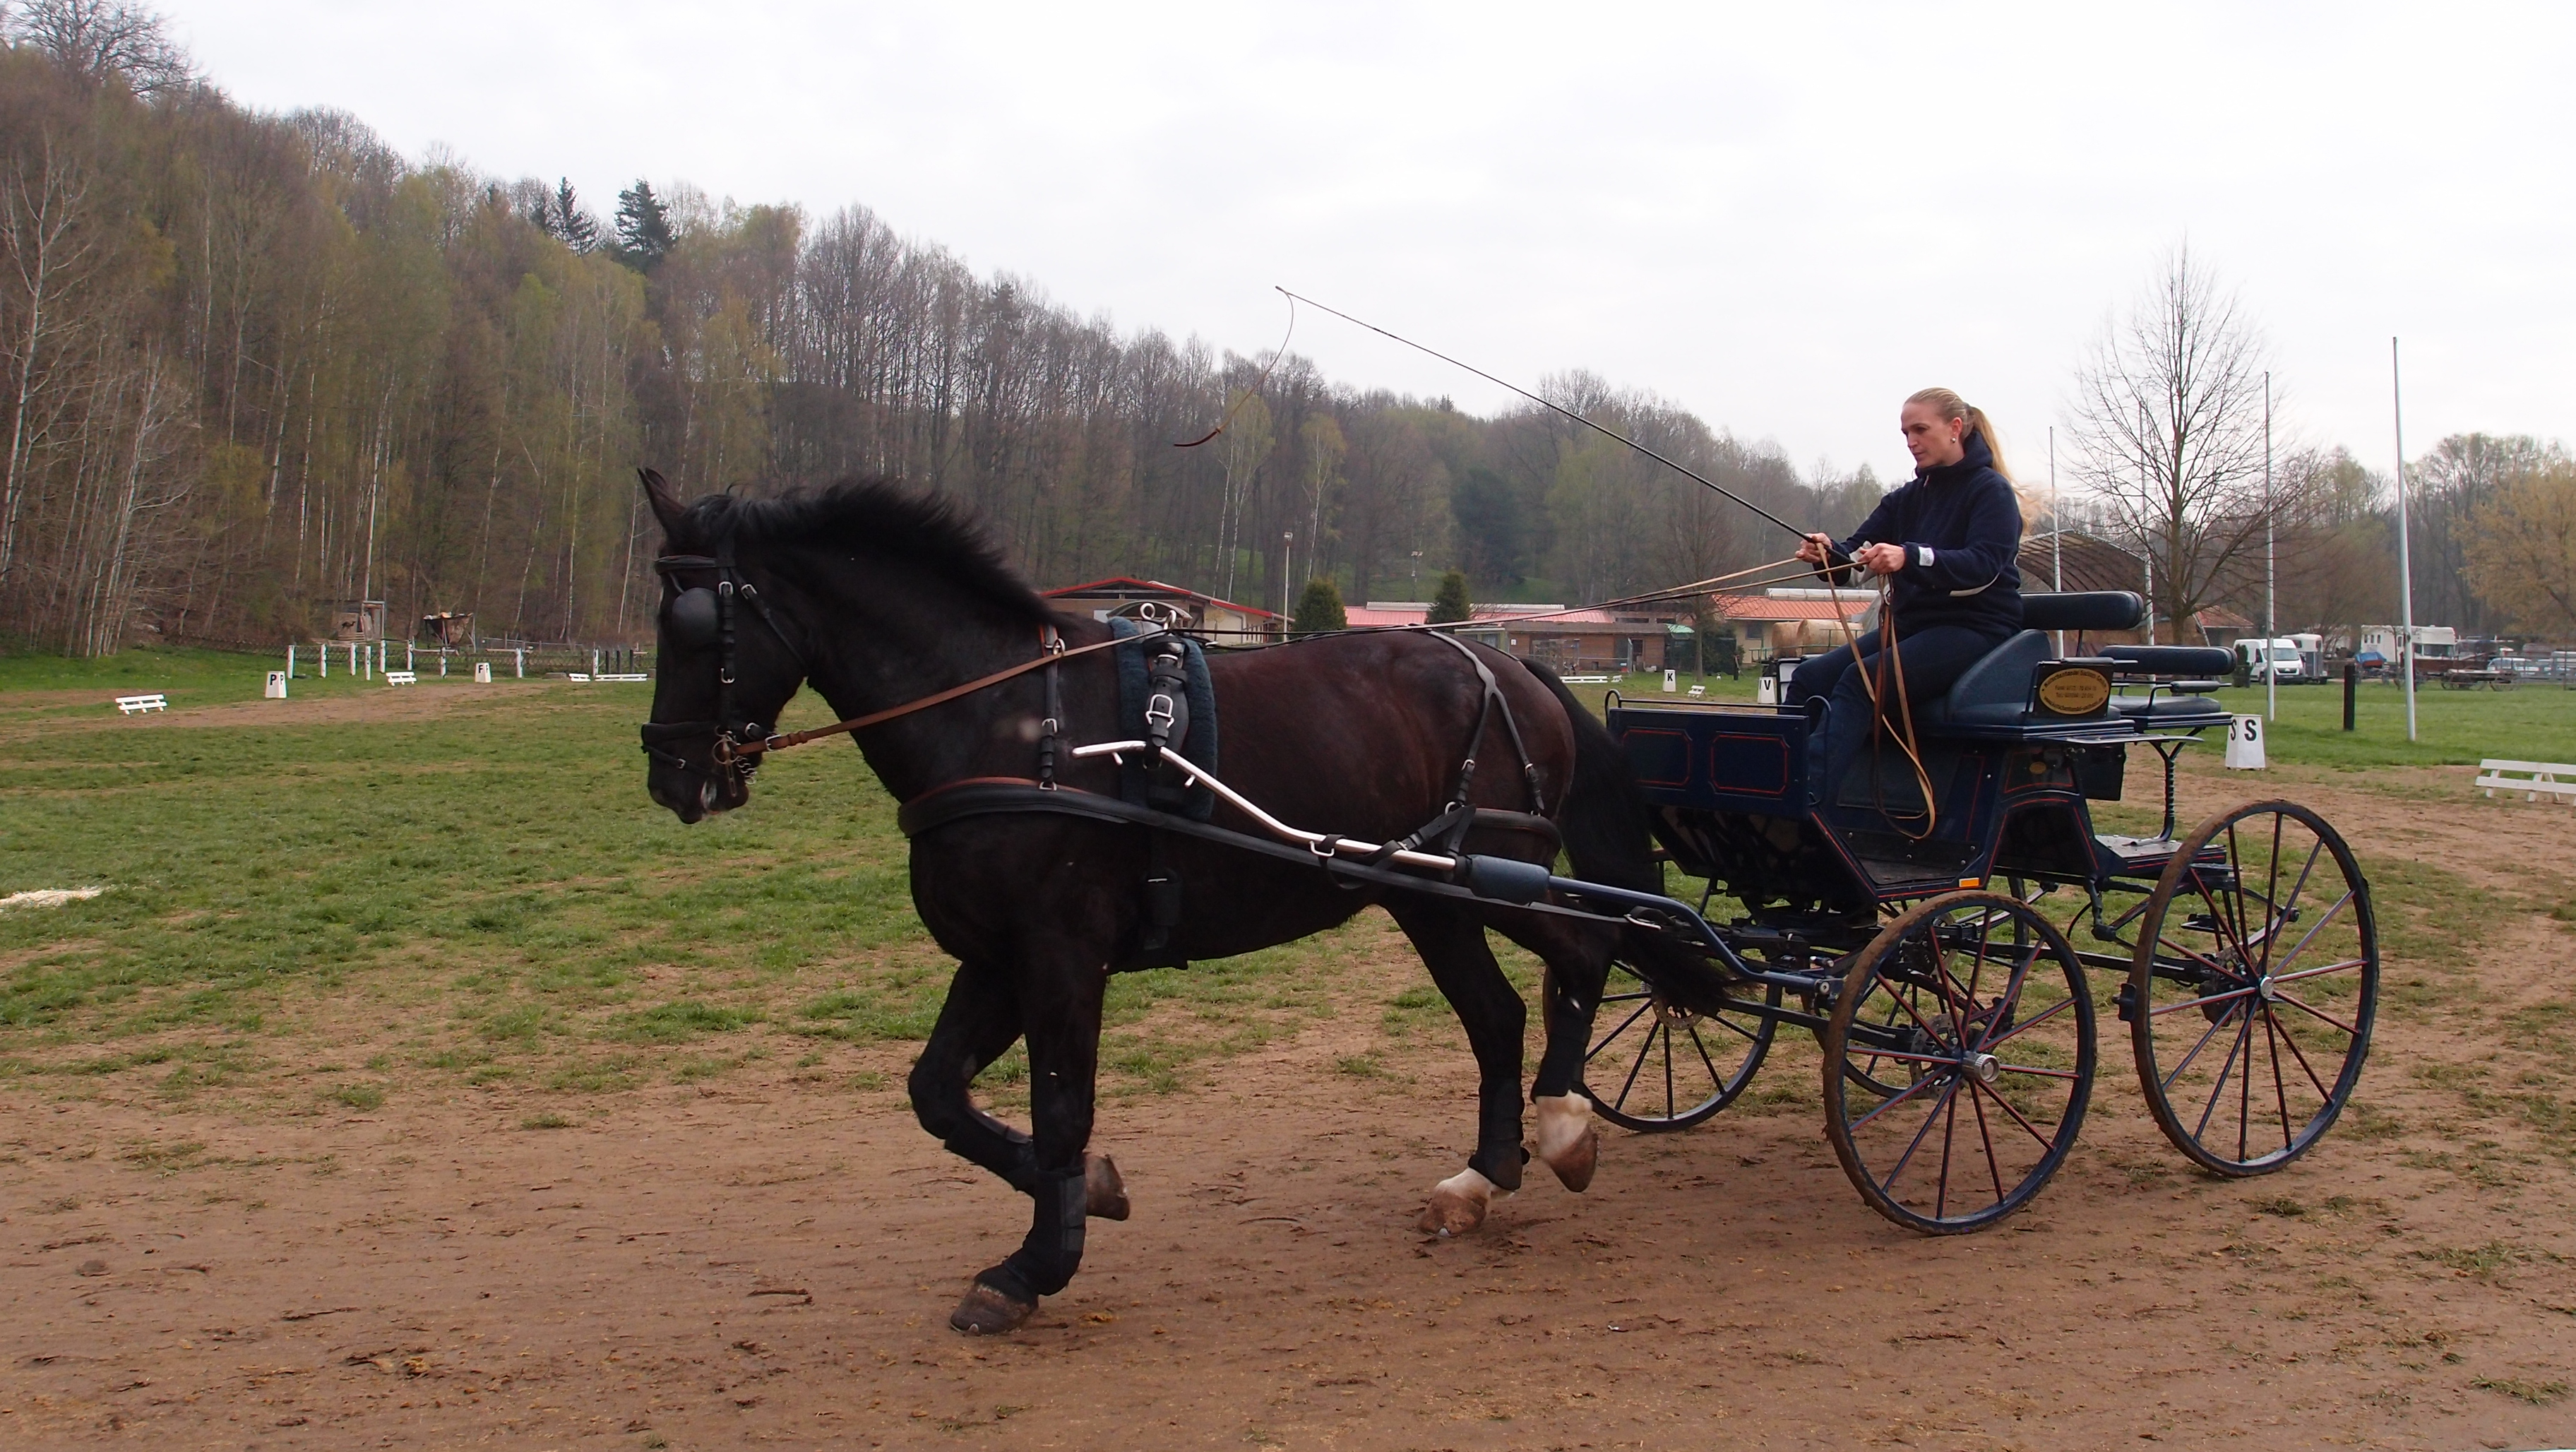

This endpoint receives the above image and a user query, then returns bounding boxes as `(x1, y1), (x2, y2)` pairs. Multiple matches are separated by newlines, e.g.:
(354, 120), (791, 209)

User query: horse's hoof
(1085, 1153), (1131, 1221)
(949, 1281), (1036, 1335)
(1546, 1126), (1599, 1193)
(1417, 1186), (1486, 1237)
(1533, 1093), (1599, 1194)
(1416, 1167), (1498, 1237)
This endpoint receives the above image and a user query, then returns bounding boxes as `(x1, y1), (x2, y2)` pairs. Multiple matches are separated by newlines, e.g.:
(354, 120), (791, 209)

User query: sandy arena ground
(3, 762), (2573, 1451)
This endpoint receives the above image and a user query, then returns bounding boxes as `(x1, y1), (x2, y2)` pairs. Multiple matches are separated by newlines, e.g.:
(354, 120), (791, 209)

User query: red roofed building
(1042, 577), (1279, 644)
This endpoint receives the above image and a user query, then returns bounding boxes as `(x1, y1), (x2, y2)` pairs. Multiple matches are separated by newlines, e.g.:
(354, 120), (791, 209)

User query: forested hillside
(0, 17), (1878, 655)
(6, 1), (2568, 657)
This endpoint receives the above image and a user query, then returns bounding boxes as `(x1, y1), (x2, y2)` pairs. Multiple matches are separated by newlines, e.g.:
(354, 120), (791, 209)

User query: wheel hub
(1962, 1051), (2001, 1086)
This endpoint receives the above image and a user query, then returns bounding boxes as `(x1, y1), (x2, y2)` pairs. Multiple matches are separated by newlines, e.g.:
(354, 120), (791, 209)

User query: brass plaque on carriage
(2037, 667), (2110, 716)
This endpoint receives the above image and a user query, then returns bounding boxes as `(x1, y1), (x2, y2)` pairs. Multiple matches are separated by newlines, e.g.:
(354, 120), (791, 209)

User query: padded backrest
(1938, 630), (2053, 716)
(2022, 591), (2145, 631)
(2104, 644), (2234, 677)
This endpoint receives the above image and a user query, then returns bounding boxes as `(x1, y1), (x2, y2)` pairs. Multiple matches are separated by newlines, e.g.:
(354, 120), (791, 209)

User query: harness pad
(1108, 619), (1220, 821)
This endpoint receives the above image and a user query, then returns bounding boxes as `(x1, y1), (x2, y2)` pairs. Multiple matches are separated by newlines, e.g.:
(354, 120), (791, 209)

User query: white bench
(2476, 759), (2576, 804)
(383, 670), (418, 686)
(114, 694), (167, 715)
(1561, 674), (1611, 684)
(595, 672), (648, 682)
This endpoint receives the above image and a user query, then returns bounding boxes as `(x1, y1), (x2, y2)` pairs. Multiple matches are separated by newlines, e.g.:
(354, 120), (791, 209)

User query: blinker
(666, 587), (720, 650)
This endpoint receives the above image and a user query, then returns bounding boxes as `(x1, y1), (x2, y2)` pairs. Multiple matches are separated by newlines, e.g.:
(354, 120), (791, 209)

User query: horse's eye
(664, 588), (720, 650)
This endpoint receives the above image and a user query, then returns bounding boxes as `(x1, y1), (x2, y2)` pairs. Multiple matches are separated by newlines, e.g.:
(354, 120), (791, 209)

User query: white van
(2236, 637), (2305, 682)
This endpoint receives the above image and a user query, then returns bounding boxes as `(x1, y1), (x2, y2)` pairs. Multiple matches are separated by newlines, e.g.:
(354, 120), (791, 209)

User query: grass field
(0, 651), (1405, 1119)
(2, 643), (2568, 1132)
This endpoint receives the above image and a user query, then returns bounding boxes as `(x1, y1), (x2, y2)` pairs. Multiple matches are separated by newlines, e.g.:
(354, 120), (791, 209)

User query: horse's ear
(638, 468), (686, 537)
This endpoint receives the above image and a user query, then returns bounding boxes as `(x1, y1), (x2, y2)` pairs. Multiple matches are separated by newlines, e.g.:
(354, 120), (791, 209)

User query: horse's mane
(676, 476), (1055, 624)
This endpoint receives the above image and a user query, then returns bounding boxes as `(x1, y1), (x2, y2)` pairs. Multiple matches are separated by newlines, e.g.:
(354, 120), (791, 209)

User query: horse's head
(636, 468), (811, 823)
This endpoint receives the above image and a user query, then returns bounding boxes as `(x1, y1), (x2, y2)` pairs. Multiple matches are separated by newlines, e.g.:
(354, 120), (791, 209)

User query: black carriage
(1583, 590), (2380, 1232)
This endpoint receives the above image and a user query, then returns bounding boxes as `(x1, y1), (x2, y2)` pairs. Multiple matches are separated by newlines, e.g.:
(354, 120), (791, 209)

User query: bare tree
(2065, 246), (2280, 643)
(6, 0), (193, 96)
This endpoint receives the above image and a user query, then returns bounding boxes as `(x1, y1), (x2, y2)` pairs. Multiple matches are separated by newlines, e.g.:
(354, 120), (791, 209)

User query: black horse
(636, 470), (1685, 1334)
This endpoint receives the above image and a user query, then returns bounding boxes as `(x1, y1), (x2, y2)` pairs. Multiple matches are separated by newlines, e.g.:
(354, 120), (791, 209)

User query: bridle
(638, 541), (804, 780)
(638, 537), (1141, 785)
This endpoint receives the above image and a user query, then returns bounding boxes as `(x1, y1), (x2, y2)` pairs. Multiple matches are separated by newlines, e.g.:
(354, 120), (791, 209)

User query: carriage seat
(1909, 594), (2229, 735)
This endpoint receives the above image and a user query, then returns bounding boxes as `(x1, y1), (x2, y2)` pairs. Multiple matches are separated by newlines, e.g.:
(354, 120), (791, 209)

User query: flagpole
(2391, 338), (2418, 742)
(2265, 371), (2277, 725)
(2049, 425), (2064, 657)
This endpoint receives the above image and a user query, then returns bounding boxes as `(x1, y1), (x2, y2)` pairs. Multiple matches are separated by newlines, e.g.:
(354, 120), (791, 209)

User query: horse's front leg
(908, 958), (1131, 1216)
(1501, 917), (1618, 1193)
(947, 949), (1109, 1334)
(1388, 900), (1527, 1236)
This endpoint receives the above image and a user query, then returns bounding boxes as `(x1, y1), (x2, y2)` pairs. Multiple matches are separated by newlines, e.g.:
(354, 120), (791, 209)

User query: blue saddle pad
(1108, 618), (1219, 821)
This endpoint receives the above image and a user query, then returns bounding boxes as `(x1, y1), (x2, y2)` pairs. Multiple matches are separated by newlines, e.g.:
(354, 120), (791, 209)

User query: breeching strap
(722, 628), (1147, 763)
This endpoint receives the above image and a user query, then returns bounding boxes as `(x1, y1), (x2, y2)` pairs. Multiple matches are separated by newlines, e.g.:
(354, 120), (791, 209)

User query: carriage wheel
(2130, 801), (2378, 1176)
(1821, 892), (2096, 1233)
(1580, 963), (1779, 1132)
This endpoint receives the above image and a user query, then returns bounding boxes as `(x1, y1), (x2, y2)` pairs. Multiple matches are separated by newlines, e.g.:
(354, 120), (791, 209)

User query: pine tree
(613, 179), (674, 270)
(554, 178), (598, 254)
(1290, 577), (1347, 637)
(1428, 569), (1472, 625)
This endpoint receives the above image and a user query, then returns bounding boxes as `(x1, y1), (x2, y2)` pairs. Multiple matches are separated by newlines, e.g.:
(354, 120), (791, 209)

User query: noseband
(639, 539), (1143, 784)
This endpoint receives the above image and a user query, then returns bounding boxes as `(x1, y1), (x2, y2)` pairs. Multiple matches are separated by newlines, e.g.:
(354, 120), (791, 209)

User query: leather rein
(638, 546), (1145, 777)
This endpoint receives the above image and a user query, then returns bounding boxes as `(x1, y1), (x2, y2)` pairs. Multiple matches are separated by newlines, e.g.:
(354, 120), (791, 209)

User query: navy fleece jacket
(1830, 432), (2025, 635)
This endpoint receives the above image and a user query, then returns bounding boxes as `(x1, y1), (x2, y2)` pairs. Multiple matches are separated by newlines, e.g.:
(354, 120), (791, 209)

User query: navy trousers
(1787, 624), (2010, 792)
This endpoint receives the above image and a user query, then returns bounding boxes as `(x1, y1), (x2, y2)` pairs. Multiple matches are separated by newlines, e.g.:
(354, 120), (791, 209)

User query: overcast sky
(155, 1), (2574, 489)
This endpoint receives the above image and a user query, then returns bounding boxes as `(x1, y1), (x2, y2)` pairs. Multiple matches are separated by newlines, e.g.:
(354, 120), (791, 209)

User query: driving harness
(641, 541), (1563, 966)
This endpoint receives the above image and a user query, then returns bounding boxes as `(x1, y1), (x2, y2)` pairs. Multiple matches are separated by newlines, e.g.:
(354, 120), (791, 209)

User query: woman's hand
(1854, 542), (1907, 575)
(1797, 532), (1836, 567)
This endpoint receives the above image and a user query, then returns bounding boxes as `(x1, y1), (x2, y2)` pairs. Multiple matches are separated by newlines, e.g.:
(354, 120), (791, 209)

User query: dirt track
(4, 766), (2575, 1450)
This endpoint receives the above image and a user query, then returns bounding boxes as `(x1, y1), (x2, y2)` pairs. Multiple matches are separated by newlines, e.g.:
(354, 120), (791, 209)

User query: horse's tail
(1522, 659), (1739, 1001)
(1522, 659), (1659, 893)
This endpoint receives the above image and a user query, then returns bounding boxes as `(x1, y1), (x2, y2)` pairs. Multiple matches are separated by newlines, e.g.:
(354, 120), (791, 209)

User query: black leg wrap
(1469, 1143), (1527, 1193)
(944, 1131), (1037, 1192)
(998, 1165), (1088, 1299)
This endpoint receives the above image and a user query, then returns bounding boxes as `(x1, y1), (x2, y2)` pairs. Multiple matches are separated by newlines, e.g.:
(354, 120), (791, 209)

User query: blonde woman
(1788, 388), (2025, 787)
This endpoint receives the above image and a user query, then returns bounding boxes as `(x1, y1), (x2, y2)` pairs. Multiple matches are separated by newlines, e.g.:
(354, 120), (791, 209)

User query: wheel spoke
(1587, 1000), (1652, 1061)
(1707, 1011), (1763, 1044)
(2148, 984), (2257, 1018)
(1933, 1086), (1960, 1220)
(2255, 814), (2284, 976)
(1686, 1022), (1725, 1088)
(1962, 906), (1998, 1013)
(1969, 1075), (2058, 1153)
(2270, 956), (2366, 987)
(2157, 1001), (2236, 1094)
(1981, 985), (2071, 1050)
(2270, 1005), (2335, 1100)
(1848, 1064), (1944, 1132)
(1881, 1077), (1962, 1194)
(1967, 941), (2044, 1052)
(2272, 989), (2360, 1040)
(2192, 1008), (2256, 1145)
(2258, 836), (2328, 974)
(1969, 1077), (2006, 1203)
(2264, 891), (2355, 979)
(1662, 1023), (1676, 1119)
(1613, 1018), (1659, 1112)
(1994, 1063), (2082, 1081)
(2264, 1007), (2294, 1156)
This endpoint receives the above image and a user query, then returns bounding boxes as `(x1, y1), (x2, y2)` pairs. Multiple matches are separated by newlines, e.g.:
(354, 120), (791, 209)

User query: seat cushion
(2104, 644), (2234, 677)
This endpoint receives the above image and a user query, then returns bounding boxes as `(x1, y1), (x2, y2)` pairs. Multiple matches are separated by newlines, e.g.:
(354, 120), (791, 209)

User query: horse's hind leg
(908, 960), (1128, 1219)
(1388, 900), (1528, 1236)
(1495, 916), (1618, 1193)
(950, 950), (1109, 1335)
